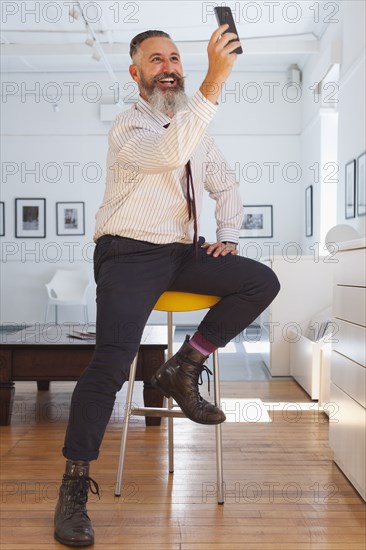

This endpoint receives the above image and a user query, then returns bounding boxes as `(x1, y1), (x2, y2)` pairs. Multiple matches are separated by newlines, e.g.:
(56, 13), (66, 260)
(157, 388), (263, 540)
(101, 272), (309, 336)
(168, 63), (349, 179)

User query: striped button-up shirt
(94, 90), (244, 244)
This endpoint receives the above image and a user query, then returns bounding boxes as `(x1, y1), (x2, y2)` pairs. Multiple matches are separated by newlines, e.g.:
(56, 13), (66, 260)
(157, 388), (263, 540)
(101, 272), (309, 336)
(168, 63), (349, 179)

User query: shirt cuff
(216, 229), (240, 244)
(188, 90), (218, 125)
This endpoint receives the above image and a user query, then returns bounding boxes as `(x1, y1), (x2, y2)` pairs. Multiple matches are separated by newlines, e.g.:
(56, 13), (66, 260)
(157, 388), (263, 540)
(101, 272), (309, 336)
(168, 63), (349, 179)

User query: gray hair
(129, 30), (172, 61)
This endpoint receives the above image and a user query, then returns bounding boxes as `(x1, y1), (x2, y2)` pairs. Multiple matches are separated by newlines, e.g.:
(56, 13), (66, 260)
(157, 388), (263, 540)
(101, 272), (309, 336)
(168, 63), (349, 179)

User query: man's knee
(261, 265), (280, 302)
(85, 344), (137, 391)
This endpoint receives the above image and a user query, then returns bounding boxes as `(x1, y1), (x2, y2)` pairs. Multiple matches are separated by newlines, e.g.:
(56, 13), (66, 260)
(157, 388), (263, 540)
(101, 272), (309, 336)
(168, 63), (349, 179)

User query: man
(54, 25), (280, 547)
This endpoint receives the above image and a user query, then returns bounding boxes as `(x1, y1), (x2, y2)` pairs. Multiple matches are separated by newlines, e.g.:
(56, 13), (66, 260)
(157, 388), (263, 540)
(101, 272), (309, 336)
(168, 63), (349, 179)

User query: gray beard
(148, 87), (188, 116)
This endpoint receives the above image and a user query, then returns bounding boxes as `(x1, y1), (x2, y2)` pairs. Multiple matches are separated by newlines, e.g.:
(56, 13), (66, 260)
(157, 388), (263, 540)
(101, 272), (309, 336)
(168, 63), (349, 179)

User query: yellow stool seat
(154, 291), (221, 312)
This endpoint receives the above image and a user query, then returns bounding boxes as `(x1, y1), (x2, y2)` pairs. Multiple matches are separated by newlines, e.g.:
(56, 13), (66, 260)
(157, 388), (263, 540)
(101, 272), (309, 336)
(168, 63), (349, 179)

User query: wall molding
(338, 49), (366, 90)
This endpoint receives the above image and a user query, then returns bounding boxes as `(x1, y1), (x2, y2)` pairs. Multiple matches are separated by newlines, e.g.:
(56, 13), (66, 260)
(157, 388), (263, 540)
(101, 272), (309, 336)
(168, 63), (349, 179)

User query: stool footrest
(131, 406), (186, 418)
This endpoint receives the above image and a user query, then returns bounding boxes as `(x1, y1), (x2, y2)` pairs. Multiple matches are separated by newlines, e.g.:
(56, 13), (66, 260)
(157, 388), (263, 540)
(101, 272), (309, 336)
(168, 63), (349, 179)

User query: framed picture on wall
(56, 202), (85, 236)
(15, 198), (46, 238)
(357, 151), (366, 216)
(305, 185), (313, 237)
(0, 202), (4, 237)
(345, 159), (356, 219)
(239, 205), (273, 238)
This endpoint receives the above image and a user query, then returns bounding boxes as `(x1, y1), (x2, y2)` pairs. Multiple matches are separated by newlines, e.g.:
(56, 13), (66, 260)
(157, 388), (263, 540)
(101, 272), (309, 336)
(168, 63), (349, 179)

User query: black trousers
(63, 235), (280, 461)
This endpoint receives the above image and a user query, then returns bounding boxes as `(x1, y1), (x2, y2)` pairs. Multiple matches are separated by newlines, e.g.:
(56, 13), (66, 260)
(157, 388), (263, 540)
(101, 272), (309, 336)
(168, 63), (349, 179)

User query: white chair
(44, 269), (91, 324)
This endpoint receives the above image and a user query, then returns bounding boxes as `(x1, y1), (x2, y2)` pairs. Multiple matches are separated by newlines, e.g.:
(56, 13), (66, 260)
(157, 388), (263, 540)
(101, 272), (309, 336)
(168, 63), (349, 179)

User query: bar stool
(114, 291), (225, 504)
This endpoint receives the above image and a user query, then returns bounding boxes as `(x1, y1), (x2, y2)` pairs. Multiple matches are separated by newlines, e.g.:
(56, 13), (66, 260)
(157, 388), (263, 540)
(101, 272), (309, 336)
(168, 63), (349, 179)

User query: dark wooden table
(0, 324), (167, 426)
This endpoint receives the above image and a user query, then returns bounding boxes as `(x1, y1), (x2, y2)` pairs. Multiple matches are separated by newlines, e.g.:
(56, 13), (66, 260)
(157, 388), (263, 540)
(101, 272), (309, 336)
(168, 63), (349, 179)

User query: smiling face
(129, 36), (187, 116)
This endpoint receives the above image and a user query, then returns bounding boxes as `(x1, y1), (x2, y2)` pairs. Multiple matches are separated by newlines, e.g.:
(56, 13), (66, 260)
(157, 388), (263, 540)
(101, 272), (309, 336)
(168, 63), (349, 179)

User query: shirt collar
(135, 93), (171, 127)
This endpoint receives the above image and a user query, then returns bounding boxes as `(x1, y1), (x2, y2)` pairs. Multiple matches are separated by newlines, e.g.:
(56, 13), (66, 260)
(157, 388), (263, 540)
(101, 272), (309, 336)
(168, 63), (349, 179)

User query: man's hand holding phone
(199, 24), (241, 104)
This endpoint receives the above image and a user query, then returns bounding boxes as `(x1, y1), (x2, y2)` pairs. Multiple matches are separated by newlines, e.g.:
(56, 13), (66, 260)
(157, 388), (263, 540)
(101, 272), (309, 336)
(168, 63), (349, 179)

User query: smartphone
(214, 6), (243, 54)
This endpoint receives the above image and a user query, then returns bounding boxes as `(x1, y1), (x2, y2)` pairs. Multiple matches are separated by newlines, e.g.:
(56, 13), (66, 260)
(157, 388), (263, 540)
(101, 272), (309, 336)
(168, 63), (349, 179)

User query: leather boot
(151, 335), (226, 425)
(54, 460), (100, 547)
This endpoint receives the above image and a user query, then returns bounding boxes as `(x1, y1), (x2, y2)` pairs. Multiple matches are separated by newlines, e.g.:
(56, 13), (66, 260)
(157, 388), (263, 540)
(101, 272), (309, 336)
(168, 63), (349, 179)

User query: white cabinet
(259, 256), (335, 376)
(289, 332), (330, 400)
(329, 238), (366, 501)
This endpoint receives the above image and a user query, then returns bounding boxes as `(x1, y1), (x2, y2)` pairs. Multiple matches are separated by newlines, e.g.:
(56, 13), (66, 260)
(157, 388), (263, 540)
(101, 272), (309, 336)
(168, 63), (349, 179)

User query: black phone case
(214, 7), (243, 54)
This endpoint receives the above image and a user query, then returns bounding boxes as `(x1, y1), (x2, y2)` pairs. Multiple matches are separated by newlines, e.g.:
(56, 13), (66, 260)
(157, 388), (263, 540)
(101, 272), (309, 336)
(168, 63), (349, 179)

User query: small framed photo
(345, 159), (356, 219)
(357, 151), (366, 216)
(305, 185), (313, 237)
(15, 198), (46, 238)
(56, 202), (85, 236)
(0, 202), (4, 237)
(240, 205), (273, 238)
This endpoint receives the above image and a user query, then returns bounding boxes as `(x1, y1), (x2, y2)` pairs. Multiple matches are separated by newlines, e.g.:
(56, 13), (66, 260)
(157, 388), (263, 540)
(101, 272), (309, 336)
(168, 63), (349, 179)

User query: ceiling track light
(69, 7), (80, 20)
(85, 37), (94, 47)
(287, 63), (302, 86)
(77, 1), (117, 81)
(92, 44), (102, 62)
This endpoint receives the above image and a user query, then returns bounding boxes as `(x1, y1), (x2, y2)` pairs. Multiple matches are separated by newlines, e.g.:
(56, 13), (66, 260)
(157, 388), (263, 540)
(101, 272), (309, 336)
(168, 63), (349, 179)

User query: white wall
(188, 70), (303, 258)
(300, 1), (366, 249)
(333, 1), (365, 234)
(1, 63), (302, 324)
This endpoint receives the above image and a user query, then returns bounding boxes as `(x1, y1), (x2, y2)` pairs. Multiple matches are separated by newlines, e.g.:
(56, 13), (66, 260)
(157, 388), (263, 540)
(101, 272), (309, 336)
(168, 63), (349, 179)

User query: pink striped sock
(189, 331), (218, 356)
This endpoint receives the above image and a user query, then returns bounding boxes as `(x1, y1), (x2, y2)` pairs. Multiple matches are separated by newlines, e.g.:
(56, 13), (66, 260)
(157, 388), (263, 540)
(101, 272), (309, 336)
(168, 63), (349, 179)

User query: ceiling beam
(0, 38), (319, 57)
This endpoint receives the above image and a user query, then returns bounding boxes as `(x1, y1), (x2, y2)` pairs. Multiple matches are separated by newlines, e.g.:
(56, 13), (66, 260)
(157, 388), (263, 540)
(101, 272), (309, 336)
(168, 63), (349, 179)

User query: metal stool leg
(44, 302), (50, 323)
(83, 304), (89, 324)
(114, 294), (225, 504)
(115, 353), (138, 496)
(167, 311), (174, 473)
(213, 350), (224, 504)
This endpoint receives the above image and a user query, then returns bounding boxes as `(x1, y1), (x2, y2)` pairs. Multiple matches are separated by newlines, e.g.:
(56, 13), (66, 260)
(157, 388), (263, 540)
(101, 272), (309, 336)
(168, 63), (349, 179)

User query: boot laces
(62, 474), (100, 517)
(175, 351), (214, 398)
(198, 365), (213, 396)
(184, 364), (213, 398)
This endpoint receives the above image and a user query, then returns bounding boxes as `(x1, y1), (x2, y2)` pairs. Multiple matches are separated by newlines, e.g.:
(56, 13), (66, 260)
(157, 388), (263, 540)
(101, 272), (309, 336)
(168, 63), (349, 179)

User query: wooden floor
(1, 379), (365, 550)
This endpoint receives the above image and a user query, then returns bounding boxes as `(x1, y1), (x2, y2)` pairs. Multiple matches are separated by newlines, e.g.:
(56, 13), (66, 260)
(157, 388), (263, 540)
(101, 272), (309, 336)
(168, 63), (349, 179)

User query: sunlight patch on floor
(219, 400), (325, 424)
(221, 398), (272, 423)
(260, 401), (329, 422)
(263, 401), (326, 412)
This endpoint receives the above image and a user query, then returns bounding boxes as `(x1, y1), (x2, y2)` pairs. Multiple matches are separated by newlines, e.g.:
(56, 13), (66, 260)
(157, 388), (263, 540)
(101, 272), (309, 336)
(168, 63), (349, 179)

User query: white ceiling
(0, 0), (340, 74)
